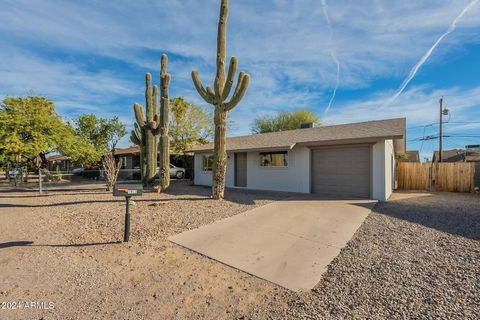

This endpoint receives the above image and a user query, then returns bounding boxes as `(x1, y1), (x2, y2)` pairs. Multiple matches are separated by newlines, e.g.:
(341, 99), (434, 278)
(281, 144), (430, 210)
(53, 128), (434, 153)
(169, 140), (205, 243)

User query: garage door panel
(312, 146), (370, 198)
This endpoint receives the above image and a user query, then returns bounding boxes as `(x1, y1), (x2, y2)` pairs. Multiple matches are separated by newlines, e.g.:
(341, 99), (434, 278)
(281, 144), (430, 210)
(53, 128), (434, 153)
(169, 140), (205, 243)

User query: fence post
(39, 170), (43, 195)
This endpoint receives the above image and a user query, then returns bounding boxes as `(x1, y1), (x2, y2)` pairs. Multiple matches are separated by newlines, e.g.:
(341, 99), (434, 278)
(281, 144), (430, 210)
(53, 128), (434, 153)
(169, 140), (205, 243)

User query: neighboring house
(432, 145), (480, 188)
(189, 118), (406, 201)
(46, 155), (72, 171)
(432, 149), (466, 163)
(398, 150), (420, 162)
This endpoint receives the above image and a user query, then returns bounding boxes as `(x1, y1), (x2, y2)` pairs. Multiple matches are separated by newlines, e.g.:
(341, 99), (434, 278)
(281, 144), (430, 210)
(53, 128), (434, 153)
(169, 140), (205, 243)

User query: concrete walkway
(169, 197), (376, 291)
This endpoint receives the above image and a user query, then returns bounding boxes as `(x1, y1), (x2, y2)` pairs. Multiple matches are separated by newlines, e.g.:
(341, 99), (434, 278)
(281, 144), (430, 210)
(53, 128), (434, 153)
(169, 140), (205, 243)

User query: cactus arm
(221, 56), (238, 101)
(134, 103), (145, 126)
(225, 73), (250, 111)
(134, 123), (142, 140)
(130, 130), (141, 145)
(214, 0), (228, 99)
(206, 86), (216, 102)
(192, 70), (214, 104)
(145, 73), (154, 122)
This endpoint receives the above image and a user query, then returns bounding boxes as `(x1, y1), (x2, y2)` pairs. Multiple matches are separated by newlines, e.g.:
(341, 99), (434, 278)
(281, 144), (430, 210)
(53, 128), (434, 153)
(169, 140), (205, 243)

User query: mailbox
(113, 184), (143, 197)
(113, 184), (143, 242)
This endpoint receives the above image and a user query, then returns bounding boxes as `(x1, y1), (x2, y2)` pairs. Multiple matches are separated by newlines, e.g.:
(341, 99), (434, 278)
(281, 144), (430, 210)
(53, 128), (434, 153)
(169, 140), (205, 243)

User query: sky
(1, 0), (479, 161)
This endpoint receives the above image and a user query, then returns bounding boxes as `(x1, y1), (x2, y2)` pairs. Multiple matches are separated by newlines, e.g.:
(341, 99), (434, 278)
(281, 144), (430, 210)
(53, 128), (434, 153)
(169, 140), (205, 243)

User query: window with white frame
(259, 151), (288, 167)
(202, 155), (214, 171)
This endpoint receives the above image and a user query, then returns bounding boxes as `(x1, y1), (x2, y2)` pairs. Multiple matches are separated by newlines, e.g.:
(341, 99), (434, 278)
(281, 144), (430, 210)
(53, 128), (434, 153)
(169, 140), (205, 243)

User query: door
(311, 146), (371, 198)
(234, 152), (247, 187)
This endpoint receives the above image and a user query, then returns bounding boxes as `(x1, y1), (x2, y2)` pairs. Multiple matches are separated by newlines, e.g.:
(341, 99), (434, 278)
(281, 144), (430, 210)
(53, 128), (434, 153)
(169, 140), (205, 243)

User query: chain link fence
(1, 168), (192, 193)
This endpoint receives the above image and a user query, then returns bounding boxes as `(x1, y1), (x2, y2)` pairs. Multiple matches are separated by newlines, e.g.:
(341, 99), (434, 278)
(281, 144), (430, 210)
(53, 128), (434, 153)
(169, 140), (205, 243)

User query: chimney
(300, 123), (315, 129)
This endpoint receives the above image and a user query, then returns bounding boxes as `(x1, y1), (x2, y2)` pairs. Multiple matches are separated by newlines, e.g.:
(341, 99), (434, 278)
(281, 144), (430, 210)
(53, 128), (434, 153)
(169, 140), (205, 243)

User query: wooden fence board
(397, 162), (475, 192)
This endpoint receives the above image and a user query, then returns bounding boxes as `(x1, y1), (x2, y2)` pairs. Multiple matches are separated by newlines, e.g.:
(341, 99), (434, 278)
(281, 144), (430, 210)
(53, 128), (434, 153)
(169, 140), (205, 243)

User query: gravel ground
(264, 192), (480, 319)
(1, 183), (479, 319)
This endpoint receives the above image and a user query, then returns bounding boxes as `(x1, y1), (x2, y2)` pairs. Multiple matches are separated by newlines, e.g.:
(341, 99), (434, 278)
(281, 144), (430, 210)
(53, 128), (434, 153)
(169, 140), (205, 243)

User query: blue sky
(1, 0), (479, 161)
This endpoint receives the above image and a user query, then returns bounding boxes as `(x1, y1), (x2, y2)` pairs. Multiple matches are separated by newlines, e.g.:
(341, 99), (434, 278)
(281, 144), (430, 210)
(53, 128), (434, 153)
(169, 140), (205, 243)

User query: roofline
(187, 118), (406, 153)
(191, 144), (296, 153)
(190, 135), (406, 153)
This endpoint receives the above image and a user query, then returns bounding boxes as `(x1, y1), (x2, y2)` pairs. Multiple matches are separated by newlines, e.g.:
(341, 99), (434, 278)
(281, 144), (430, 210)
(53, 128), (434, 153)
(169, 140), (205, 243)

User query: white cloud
(1, 0), (480, 147)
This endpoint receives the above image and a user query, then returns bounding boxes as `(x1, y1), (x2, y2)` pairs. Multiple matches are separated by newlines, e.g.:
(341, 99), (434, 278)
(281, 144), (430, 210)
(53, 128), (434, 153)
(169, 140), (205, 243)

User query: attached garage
(311, 146), (371, 198)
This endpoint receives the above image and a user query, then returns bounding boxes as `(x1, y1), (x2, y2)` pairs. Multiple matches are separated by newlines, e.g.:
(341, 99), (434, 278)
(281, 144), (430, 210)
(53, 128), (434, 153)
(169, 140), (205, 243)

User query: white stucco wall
(245, 146), (310, 193)
(194, 146), (310, 192)
(194, 140), (394, 200)
(371, 139), (395, 201)
(384, 139), (395, 200)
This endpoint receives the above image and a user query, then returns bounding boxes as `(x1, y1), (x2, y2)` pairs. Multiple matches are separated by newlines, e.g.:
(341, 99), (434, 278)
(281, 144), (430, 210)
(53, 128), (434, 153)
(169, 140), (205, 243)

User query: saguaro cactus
(157, 54), (171, 191)
(130, 73), (160, 188)
(191, 0), (250, 199)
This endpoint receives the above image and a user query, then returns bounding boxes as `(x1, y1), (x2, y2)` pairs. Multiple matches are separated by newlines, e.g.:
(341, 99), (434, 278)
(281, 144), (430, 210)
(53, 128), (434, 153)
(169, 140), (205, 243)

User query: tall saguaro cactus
(191, 0), (250, 199)
(130, 73), (160, 188)
(158, 54), (171, 191)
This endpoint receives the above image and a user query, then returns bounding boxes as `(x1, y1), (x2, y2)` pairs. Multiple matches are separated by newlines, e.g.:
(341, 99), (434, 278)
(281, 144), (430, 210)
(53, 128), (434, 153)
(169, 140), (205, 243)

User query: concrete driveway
(169, 196), (376, 291)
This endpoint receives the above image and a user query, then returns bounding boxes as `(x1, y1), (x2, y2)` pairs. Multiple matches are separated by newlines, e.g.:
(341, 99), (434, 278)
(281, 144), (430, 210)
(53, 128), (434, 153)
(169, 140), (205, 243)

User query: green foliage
(169, 97), (213, 156)
(251, 109), (320, 134)
(0, 96), (97, 168)
(68, 114), (126, 166)
(72, 114), (127, 151)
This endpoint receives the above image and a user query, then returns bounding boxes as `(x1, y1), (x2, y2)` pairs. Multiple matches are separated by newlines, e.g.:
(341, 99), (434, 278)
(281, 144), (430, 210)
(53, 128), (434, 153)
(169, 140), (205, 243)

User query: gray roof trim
(188, 118), (406, 153)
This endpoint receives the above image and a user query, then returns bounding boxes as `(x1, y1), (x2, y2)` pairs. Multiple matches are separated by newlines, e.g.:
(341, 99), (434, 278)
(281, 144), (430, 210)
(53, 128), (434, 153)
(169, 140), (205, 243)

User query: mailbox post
(113, 184), (143, 242)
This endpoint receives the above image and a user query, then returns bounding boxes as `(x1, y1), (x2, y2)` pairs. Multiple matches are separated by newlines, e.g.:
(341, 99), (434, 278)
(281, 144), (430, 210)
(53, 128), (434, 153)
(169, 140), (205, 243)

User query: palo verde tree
(169, 97), (213, 158)
(71, 114), (126, 152)
(158, 54), (171, 192)
(191, 0), (250, 199)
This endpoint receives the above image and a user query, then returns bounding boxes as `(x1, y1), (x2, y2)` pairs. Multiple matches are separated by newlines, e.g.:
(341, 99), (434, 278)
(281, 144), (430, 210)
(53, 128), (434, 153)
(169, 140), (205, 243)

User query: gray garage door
(311, 146), (371, 198)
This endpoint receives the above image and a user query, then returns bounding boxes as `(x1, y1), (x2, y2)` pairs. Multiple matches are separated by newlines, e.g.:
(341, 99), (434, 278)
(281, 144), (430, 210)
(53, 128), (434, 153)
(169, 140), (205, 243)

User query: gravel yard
(1, 182), (479, 319)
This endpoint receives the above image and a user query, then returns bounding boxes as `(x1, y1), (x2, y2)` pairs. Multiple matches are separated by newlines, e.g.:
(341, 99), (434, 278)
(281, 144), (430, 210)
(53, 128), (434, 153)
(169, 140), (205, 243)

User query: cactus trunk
(191, 0), (250, 200)
(158, 54), (171, 192)
(212, 108), (228, 198)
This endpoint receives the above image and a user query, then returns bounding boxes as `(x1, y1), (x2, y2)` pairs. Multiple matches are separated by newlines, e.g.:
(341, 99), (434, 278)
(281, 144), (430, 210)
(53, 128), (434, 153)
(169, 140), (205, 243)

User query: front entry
(234, 152), (247, 187)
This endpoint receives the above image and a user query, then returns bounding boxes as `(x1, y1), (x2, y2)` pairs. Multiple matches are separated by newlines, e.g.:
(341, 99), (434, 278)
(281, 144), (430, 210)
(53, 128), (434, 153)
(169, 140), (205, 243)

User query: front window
(202, 155), (214, 171)
(259, 151), (288, 167)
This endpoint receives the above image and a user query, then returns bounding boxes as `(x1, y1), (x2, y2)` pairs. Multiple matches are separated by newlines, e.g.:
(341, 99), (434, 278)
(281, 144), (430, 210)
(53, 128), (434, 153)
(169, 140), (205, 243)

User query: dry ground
(0, 181), (479, 319)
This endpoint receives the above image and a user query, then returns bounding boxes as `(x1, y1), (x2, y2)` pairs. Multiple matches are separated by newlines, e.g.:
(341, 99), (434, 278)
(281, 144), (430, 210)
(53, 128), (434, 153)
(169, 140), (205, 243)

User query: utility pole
(439, 97), (443, 163)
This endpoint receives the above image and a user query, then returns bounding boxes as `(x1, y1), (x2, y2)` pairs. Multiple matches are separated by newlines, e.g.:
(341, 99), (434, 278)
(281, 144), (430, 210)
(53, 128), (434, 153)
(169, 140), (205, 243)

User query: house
(189, 118), (406, 201)
(432, 145), (480, 188)
(432, 149), (466, 163)
(398, 150), (420, 162)
(46, 155), (72, 171)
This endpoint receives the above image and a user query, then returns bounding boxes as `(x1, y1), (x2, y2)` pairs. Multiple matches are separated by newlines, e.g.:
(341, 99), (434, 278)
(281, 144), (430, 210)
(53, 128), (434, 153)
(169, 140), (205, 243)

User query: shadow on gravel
(0, 241), (122, 249)
(0, 241), (34, 249)
(374, 194), (480, 241)
(37, 241), (122, 247)
(0, 197), (213, 208)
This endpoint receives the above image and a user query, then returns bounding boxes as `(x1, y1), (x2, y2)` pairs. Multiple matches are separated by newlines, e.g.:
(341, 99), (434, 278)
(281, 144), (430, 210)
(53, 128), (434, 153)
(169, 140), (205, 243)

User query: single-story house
(46, 155), (72, 171)
(189, 118), (406, 201)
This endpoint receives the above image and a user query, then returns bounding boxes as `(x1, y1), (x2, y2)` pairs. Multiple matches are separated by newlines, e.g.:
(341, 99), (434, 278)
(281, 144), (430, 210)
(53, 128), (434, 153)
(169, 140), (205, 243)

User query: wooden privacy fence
(397, 162), (476, 193)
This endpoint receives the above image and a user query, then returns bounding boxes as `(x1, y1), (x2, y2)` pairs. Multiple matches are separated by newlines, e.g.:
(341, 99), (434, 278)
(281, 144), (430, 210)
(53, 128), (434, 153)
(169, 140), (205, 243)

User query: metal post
(439, 97), (443, 163)
(124, 196), (131, 242)
(39, 170), (43, 195)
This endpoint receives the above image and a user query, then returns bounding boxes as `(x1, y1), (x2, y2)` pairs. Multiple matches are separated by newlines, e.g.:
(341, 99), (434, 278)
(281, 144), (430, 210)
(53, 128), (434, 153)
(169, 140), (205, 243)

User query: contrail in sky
(321, 0), (340, 113)
(389, 0), (479, 104)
